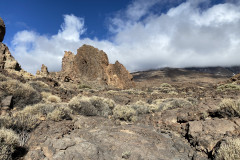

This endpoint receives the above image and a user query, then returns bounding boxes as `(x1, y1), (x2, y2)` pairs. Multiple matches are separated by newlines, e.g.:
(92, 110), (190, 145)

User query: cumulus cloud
(10, 0), (240, 74)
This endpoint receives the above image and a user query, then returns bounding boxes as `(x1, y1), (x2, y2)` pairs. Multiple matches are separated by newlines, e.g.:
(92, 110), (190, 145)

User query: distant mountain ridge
(185, 66), (240, 77)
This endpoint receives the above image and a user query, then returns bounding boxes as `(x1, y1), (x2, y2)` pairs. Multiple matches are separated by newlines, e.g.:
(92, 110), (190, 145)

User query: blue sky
(1, 0), (131, 43)
(1, 0), (240, 73)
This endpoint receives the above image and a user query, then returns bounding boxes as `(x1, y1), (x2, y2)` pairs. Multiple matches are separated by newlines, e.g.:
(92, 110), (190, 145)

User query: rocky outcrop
(61, 45), (135, 89)
(0, 17), (5, 42)
(25, 116), (204, 160)
(36, 64), (49, 77)
(106, 61), (135, 89)
(62, 51), (75, 73)
(0, 43), (22, 71)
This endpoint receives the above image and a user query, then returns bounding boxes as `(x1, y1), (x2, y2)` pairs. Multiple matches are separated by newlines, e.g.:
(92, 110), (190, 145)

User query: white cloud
(10, 0), (240, 74)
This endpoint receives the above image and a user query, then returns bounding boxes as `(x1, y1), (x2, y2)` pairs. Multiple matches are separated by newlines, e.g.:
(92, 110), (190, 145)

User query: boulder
(61, 45), (135, 89)
(0, 17), (5, 42)
(187, 118), (237, 153)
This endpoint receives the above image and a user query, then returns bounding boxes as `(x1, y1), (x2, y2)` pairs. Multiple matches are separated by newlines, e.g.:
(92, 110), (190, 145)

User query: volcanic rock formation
(36, 64), (49, 77)
(61, 45), (135, 89)
(0, 43), (22, 71)
(0, 17), (5, 42)
(0, 17), (21, 71)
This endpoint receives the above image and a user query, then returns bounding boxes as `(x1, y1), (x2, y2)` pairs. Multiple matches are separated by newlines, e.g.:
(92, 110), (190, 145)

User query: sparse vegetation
(47, 106), (72, 121)
(154, 83), (178, 95)
(0, 79), (41, 108)
(28, 80), (51, 92)
(131, 101), (150, 115)
(0, 73), (9, 81)
(214, 138), (240, 160)
(0, 128), (20, 160)
(218, 99), (240, 117)
(69, 95), (115, 117)
(113, 105), (137, 122)
(79, 84), (91, 89)
(217, 83), (240, 92)
(151, 98), (193, 112)
(41, 92), (62, 103)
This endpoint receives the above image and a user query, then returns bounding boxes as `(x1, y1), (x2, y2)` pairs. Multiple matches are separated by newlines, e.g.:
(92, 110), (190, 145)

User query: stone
(0, 43), (22, 71)
(1, 96), (13, 109)
(36, 64), (49, 77)
(24, 116), (203, 160)
(0, 17), (5, 42)
(187, 118), (237, 153)
(60, 44), (135, 89)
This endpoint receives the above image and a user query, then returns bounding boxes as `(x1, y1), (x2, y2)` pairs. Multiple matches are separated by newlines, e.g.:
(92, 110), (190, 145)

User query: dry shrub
(0, 128), (19, 160)
(214, 138), (240, 160)
(155, 83), (178, 95)
(22, 103), (72, 121)
(151, 98), (193, 112)
(218, 99), (240, 117)
(113, 105), (137, 122)
(0, 73), (10, 81)
(28, 80), (51, 93)
(0, 112), (40, 132)
(47, 106), (72, 121)
(69, 95), (115, 117)
(79, 84), (91, 89)
(47, 95), (62, 103)
(0, 79), (41, 108)
(41, 92), (61, 103)
(131, 101), (151, 114)
(217, 83), (240, 92)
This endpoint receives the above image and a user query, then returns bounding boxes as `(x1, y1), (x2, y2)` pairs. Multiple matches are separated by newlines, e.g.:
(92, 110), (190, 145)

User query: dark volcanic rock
(25, 116), (205, 160)
(0, 17), (5, 42)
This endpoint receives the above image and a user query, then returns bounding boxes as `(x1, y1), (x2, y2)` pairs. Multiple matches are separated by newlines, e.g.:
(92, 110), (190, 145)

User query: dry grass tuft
(214, 138), (240, 160)
(113, 105), (137, 122)
(151, 98), (193, 112)
(41, 92), (62, 103)
(47, 106), (72, 121)
(69, 95), (115, 117)
(0, 79), (41, 108)
(218, 99), (240, 117)
(217, 83), (240, 92)
(0, 128), (19, 160)
(131, 101), (151, 114)
(0, 73), (10, 81)
(154, 83), (178, 95)
(28, 80), (51, 93)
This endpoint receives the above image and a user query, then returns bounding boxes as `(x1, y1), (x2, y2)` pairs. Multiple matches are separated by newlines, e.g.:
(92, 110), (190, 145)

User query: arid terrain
(1, 17), (240, 160)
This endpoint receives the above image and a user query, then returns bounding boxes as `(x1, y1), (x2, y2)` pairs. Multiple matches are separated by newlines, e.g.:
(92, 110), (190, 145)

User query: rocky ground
(1, 67), (240, 160)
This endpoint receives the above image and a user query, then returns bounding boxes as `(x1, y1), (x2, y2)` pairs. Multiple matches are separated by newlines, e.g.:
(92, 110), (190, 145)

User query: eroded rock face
(36, 64), (49, 77)
(61, 45), (135, 89)
(0, 17), (5, 42)
(0, 43), (21, 71)
(62, 51), (75, 73)
(106, 61), (135, 89)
